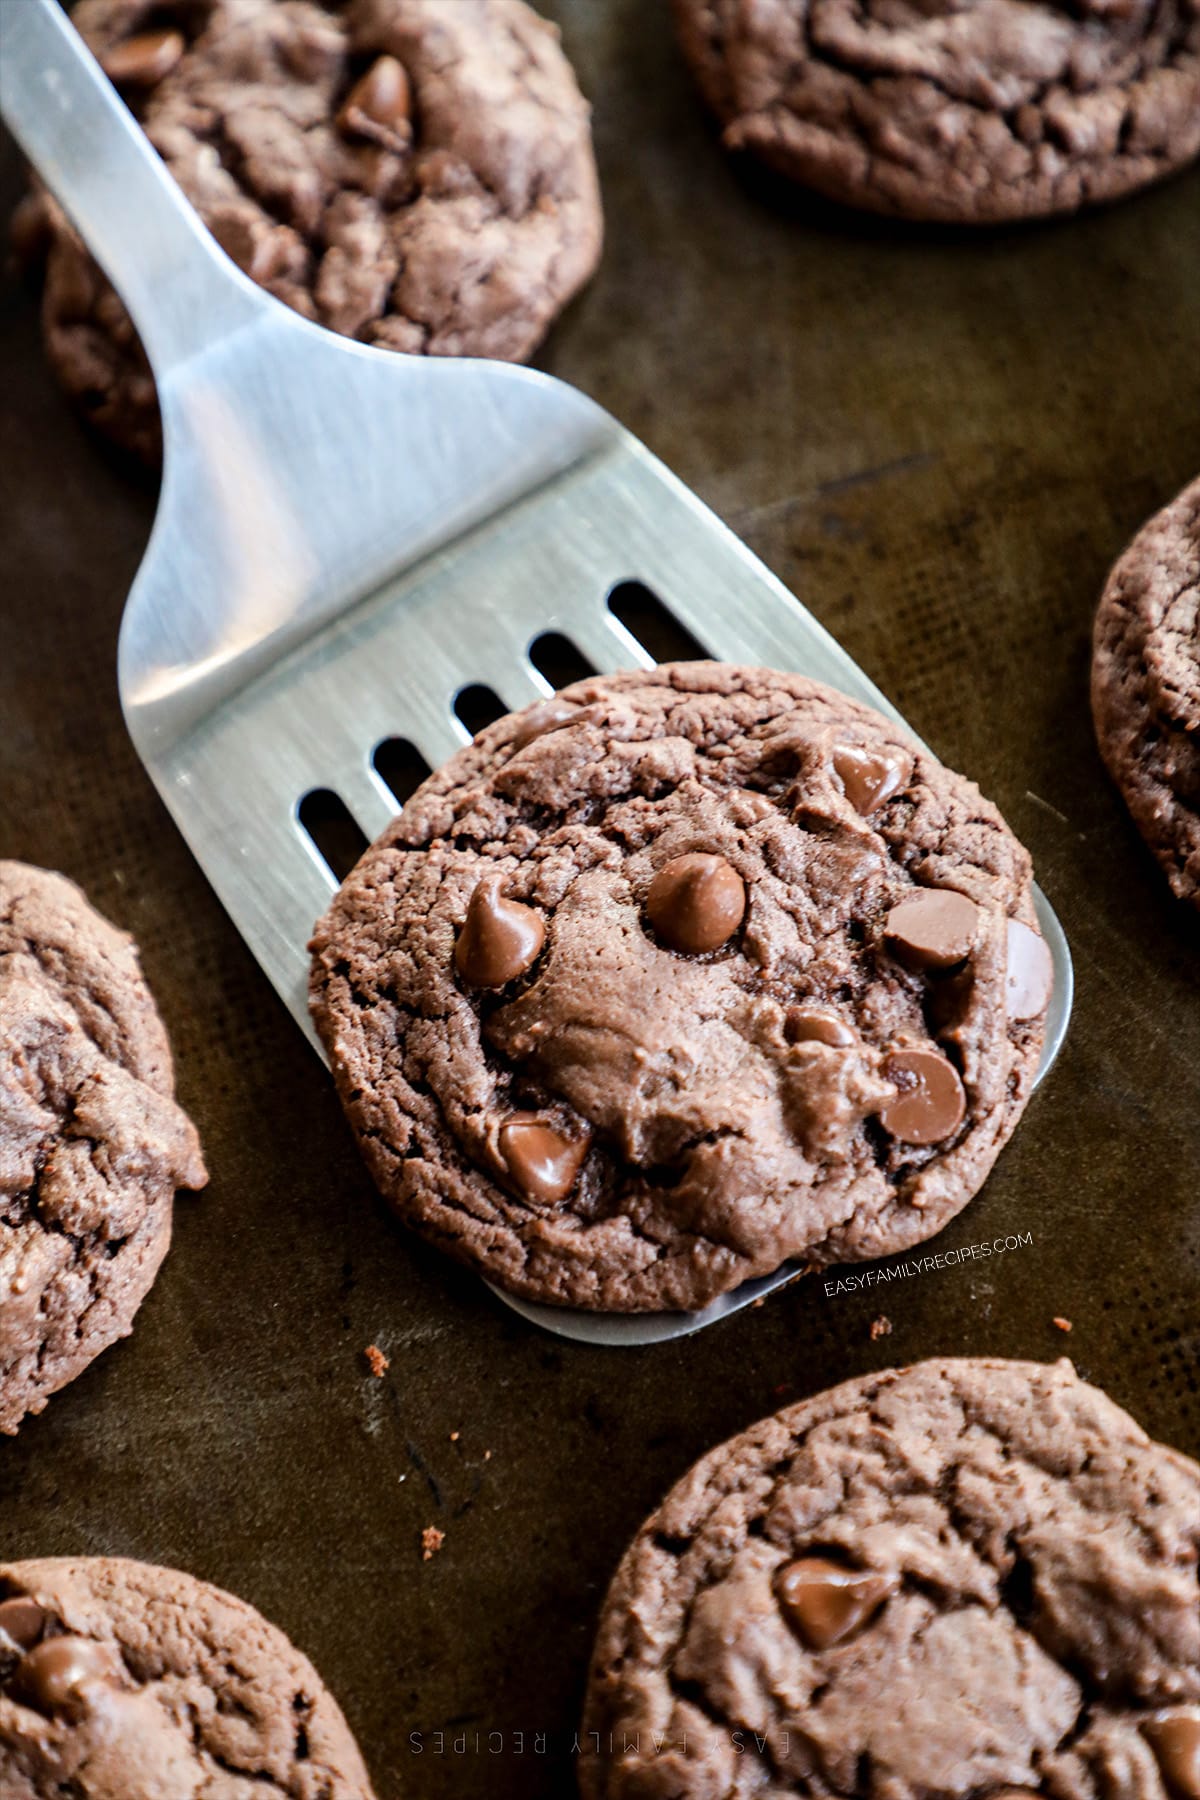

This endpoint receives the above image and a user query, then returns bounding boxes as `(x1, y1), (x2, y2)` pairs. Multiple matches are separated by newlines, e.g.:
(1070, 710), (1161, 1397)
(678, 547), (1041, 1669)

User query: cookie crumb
(364, 1344), (389, 1377)
(870, 1315), (893, 1341)
(1053, 1316), (1073, 1333)
(421, 1526), (445, 1561)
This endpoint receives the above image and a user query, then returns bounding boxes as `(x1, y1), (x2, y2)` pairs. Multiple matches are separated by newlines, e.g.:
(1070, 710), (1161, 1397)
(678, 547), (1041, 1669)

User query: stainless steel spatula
(0, 0), (1072, 1347)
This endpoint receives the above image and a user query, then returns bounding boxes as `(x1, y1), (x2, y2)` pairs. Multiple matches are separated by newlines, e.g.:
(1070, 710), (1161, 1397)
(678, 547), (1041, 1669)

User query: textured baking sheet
(2, 3), (1199, 1793)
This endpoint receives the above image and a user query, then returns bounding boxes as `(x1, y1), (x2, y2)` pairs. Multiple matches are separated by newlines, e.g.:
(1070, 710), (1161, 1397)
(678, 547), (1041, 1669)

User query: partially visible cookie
(581, 1357), (1200, 1798)
(1093, 475), (1200, 909)
(310, 663), (1054, 1314)
(0, 862), (207, 1434)
(671, 0), (1200, 224)
(0, 1557), (378, 1798)
(27, 0), (603, 460)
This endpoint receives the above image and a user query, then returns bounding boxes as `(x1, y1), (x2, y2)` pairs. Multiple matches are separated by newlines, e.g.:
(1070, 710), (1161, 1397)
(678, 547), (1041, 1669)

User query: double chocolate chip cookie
(0, 1557), (377, 1797)
(310, 664), (1054, 1314)
(20, 0), (603, 460)
(671, 0), (1200, 224)
(1093, 474), (1200, 910)
(1, 862), (207, 1434)
(581, 1357), (1200, 1798)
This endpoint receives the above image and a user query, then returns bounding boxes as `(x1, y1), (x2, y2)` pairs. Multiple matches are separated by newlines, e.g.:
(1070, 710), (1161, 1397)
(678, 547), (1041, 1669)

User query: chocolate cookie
(581, 1357), (1200, 1799)
(0, 1556), (377, 1797)
(26, 0), (603, 460)
(1093, 475), (1200, 910)
(309, 664), (1053, 1314)
(0, 862), (207, 1434)
(670, 0), (1200, 224)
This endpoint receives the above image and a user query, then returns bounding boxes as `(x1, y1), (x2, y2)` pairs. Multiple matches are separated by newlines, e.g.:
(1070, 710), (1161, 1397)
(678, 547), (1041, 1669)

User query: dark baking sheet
(2, 4), (1199, 1793)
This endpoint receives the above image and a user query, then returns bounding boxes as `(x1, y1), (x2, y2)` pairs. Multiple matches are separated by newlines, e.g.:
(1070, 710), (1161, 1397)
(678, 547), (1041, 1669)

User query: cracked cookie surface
(1092, 474), (1200, 910)
(0, 862), (206, 1434)
(670, 0), (1200, 223)
(308, 664), (1051, 1314)
(0, 1556), (377, 1798)
(25, 0), (602, 460)
(580, 1356), (1200, 1799)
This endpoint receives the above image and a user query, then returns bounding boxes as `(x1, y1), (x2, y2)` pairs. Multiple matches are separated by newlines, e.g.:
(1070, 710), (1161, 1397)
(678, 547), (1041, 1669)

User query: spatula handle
(0, 0), (266, 378)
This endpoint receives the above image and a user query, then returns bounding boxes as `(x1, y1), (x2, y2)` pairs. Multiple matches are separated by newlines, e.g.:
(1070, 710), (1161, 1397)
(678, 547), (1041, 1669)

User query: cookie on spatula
(310, 664), (1053, 1313)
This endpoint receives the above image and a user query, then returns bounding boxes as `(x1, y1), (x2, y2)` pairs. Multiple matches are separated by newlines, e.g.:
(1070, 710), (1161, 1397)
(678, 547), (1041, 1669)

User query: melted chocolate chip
(784, 1007), (856, 1048)
(338, 55), (413, 152)
(101, 29), (185, 87)
(1005, 917), (1053, 1022)
(776, 1557), (895, 1650)
(646, 854), (746, 954)
(455, 875), (545, 987)
(885, 889), (979, 971)
(498, 1115), (589, 1206)
(14, 1636), (121, 1714)
(833, 745), (905, 815)
(509, 698), (581, 751)
(1143, 1710), (1200, 1799)
(879, 1048), (966, 1145)
(0, 1596), (45, 1652)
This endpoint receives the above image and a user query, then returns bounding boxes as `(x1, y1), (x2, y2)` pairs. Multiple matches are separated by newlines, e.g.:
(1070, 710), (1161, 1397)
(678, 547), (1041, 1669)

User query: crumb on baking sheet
(364, 1344), (389, 1377)
(1053, 1316), (1073, 1333)
(870, 1314), (893, 1340)
(421, 1525), (445, 1561)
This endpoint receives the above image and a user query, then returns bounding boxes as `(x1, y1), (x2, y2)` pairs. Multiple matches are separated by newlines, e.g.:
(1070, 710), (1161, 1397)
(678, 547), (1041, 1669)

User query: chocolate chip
(776, 1557), (895, 1650)
(509, 698), (581, 751)
(1143, 1709), (1200, 1799)
(337, 56), (413, 153)
(1005, 917), (1053, 1022)
(646, 853), (746, 954)
(784, 1007), (856, 1047)
(833, 745), (905, 815)
(14, 1636), (122, 1714)
(498, 1115), (588, 1206)
(455, 875), (545, 988)
(884, 889), (978, 971)
(879, 1047), (966, 1145)
(0, 1596), (45, 1652)
(100, 29), (185, 87)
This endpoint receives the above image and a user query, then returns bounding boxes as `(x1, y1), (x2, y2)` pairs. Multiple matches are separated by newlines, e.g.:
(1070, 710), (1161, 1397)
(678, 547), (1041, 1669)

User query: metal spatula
(1, 0), (1072, 1347)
